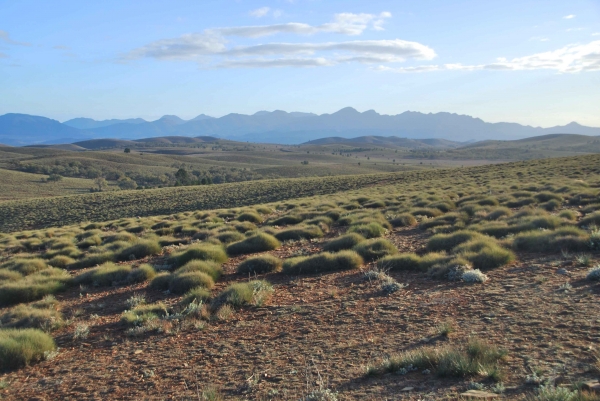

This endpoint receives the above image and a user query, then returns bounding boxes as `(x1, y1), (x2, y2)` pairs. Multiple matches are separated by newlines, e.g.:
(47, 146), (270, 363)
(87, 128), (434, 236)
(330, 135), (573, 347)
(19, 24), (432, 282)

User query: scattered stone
(400, 387), (414, 392)
(460, 390), (499, 399)
(134, 350), (143, 355)
(557, 268), (569, 275)
(582, 380), (600, 393)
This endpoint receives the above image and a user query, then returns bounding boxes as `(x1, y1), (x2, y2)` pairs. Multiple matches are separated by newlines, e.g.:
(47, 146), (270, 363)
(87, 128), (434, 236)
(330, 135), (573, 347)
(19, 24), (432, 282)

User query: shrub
(323, 233), (365, 252)
(234, 222), (257, 233)
(0, 304), (63, 331)
(237, 255), (282, 274)
(173, 244), (228, 266)
(353, 238), (398, 262)
(485, 207), (512, 221)
(180, 287), (211, 306)
(102, 231), (137, 244)
(150, 272), (172, 290)
(541, 199), (561, 211)
(587, 266), (600, 281)
(0, 270), (22, 282)
(377, 253), (421, 271)
(169, 272), (215, 294)
(478, 197), (499, 206)
(117, 240), (161, 261)
(462, 269), (488, 283)
(512, 228), (589, 252)
(0, 269), (71, 307)
(534, 192), (563, 203)
(48, 255), (75, 268)
(274, 226), (324, 241)
(121, 302), (168, 327)
(457, 240), (515, 270)
(176, 260), (223, 281)
(212, 280), (273, 308)
(559, 210), (578, 221)
(348, 222), (387, 239)
(77, 235), (102, 249)
(6, 258), (48, 276)
(579, 211), (600, 228)
(389, 213), (417, 227)
(127, 264), (156, 283)
(0, 329), (56, 369)
(269, 215), (303, 226)
(226, 233), (280, 256)
(215, 231), (245, 244)
(370, 338), (506, 379)
(426, 231), (485, 252)
(75, 263), (132, 286)
(282, 251), (363, 275)
(69, 251), (116, 270)
(411, 208), (443, 218)
(237, 212), (263, 224)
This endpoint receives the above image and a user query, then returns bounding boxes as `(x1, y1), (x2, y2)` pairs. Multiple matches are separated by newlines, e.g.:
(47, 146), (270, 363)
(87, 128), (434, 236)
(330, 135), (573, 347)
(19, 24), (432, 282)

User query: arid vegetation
(0, 153), (600, 399)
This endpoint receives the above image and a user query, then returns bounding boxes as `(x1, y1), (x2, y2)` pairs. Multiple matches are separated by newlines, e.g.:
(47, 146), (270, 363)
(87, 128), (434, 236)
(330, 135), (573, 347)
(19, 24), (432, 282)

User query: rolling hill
(2, 109), (600, 146)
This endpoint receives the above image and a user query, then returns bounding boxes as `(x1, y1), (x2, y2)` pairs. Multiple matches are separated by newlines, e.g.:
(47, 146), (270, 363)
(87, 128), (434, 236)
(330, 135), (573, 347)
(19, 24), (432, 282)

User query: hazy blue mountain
(63, 117), (146, 129)
(305, 135), (463, 148)
(0, 113), (94, 146)
(2, 108), (600, 146)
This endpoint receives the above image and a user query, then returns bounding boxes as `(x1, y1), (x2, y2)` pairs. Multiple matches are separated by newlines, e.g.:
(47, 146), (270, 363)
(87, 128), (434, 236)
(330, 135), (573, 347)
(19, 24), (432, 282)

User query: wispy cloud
(52, 45), (70, 50)
(249, 7), (270, 18)
(530, 36), (549, 42)
(593, 33), (600, 36)
(378, 40), (600, 73)
(563, 14), (576, 19)
(0, 52), (8, 58)
(0, 30), (31, 46)
(121, 12), (428, 68)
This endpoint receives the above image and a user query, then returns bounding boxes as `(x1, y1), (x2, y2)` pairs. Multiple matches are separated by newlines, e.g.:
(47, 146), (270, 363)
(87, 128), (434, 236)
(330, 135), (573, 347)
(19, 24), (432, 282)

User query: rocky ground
(1, 226), (599, 400)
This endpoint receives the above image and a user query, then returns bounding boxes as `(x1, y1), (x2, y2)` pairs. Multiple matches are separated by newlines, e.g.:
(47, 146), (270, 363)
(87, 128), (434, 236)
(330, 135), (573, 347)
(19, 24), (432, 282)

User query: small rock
(422, 369), (431, 375)
(460, 390), (498, 399)
(583, 380), (600, 393)
(134, 349), (143, 354)
(401, 387), (414, 392)
(557, 268), (569, 275)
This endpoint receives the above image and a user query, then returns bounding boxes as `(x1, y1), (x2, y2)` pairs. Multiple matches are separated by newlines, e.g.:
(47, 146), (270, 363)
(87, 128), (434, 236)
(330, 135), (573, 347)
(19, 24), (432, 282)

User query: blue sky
(0, 0), (599, 126)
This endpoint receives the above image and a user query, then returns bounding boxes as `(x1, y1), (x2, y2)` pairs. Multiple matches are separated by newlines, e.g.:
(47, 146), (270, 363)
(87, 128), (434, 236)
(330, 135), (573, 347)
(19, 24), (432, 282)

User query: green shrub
(426, 231), (485, 252)
(180, 287), (211, 306)
(7, 259), (48, 275)
(149, 272), (172, 290)
(377, 253), (421, 271)
(212, 280), (273, 308)
(370, 338), (506, 379)
(353, 238), (398, 261)
(0, 328), (56, 369)
(0, 304), (63, 331)
(176, 260), (223, 281)
(117, 240), (161, 261)
(75, 263), (132, 286)
(169, 272), (214, 294)
(389, 213), (417, 227)
(237, 212), (263, 224)
(237, 255), (282, 274)
(274, 226), (324, 241)
(282, 251), (363, 275)
(173, 244), (228, 266)
(226, 233), (280, 256)
(48, 255), (75, 268)
(215, 231), (245, 244)
(0, 269), (71, 307)
(348, 222), (387, 239)
(323, 233), (366, 252)
(127, 264), (156, 283)
(269, 215), (303, 226)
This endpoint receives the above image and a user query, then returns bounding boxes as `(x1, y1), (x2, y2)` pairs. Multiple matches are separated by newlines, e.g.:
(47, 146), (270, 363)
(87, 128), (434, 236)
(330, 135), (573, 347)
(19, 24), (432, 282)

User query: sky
(0, 0), (599, 127)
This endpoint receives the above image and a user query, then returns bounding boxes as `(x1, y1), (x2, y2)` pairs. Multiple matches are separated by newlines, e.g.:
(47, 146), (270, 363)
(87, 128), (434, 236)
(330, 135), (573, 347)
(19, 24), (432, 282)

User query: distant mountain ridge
(1, 108), (600, 146)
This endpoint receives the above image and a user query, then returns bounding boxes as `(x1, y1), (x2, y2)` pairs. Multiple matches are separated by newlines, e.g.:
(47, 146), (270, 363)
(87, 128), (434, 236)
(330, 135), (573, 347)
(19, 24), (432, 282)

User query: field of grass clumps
(0, 149), (600, 401)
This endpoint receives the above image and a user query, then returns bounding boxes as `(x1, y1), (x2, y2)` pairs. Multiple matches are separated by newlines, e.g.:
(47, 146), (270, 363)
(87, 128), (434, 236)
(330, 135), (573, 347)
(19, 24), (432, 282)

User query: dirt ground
(1, 227), (599, 400)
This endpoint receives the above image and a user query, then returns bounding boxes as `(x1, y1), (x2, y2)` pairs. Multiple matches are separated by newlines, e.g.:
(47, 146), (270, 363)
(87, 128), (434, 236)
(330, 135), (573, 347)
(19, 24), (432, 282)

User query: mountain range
(1, 108), (600, 146)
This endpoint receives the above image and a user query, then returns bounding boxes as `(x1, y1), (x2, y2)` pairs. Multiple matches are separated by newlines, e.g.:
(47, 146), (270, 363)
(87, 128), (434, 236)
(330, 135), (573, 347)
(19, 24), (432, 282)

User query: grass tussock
(117, 240), (161, 261)
(4, 258), (48, 276)
(0, 328), (56, 370)
(127, 264), (156, 283)
(0, 301), (63, 331)
(176, 260), (222, 281)
(511, 227), (590, 252)
(172, 244), (228, 266)
(212, 280), (273, 309)
(237, 255), (282, 274)
(426, 231), (486, 252)
(348, 222), (387, 239)
(389, 213), (417, 228)
(236, 212), (263, 224)
(169, 272), (215, 294)
(353, 238), (398, 262)
(0, 269), (72, 307)
(226, 233), (280, 256)
(75, 263), (132, 286)
(180, 287), (211, 306)
(282, 251), (363, 275)
(274, 225), (324, 242)
(149, 272), (172, 291)
(323, 233), (366, 252)
(368, 338), (506, 380)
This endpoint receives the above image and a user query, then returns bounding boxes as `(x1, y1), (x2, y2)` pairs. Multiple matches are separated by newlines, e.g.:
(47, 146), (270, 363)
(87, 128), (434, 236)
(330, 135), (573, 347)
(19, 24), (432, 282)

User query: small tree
(124, 147), (131, 154)
(47, 174), (63, 182)
(94, 177), (108, 191)
(118, 178), (137, 190)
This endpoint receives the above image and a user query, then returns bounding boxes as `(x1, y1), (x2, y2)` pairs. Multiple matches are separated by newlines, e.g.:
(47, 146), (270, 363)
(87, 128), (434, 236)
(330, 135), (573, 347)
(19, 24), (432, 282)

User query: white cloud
(273, 10), (283, 18)
(210, 12), (392, 38)
(0, 30), (31, 46)
(379, 40), (600, 73)
(249, 7), (270, 18)
(593, 33), (600, 36)
(123, 33), (226, 60)
(563, 14), (576, 19)
(530, 36), (549, 42)
(122, 11), (429, 69)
